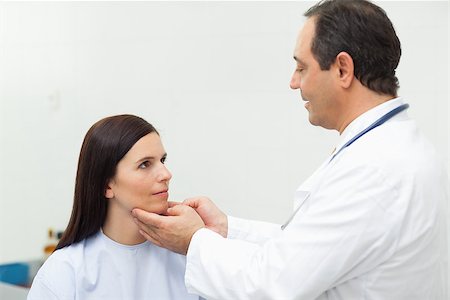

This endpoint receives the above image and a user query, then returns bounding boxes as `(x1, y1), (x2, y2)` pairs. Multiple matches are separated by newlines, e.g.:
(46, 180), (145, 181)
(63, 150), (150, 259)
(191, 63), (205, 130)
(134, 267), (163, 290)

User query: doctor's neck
(335, 86), (395, 134)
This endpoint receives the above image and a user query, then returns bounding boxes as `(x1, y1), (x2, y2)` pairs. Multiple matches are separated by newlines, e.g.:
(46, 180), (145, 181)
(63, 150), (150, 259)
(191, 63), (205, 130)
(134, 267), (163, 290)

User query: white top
(28, 230), (200, 300)
(185, 98), (448, 300)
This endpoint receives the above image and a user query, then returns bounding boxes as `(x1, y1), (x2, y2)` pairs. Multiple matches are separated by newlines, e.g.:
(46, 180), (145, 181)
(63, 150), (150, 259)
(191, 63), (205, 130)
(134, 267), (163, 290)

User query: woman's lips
(153, 190), (168, 197)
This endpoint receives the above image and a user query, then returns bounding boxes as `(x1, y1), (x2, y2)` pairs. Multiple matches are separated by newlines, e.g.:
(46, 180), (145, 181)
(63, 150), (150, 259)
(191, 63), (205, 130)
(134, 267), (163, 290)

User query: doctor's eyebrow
(294, 56), (305, 65)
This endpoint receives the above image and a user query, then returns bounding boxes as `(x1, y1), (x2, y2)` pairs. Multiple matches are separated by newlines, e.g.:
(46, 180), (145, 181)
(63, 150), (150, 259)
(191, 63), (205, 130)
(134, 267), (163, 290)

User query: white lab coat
(185, 98), (448, 300)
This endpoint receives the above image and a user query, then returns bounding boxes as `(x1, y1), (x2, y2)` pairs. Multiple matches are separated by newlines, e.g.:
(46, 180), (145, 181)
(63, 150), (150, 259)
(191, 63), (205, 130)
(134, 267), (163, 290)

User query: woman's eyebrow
(135, 153), (167, 164)
(135, 156), (155, 163)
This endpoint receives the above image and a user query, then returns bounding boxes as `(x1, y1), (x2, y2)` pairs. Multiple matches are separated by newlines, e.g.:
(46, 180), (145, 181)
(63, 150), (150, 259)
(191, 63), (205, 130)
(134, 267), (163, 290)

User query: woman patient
(28, 114), (200, 300)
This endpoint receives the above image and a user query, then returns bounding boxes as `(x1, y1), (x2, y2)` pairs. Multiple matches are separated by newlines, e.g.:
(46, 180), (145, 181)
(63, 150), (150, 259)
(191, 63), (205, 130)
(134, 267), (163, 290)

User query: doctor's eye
(160, 155), (167, 164)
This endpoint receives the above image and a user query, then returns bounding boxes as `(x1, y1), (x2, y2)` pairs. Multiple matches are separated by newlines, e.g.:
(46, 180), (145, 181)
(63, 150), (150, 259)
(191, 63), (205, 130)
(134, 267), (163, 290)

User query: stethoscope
(329, 103), (409, 162)
(281, 103), (410, 230)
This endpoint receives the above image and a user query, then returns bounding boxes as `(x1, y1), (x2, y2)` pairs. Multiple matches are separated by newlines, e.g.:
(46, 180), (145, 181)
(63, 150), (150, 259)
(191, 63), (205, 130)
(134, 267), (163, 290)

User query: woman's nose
(159, 164), (172, 182)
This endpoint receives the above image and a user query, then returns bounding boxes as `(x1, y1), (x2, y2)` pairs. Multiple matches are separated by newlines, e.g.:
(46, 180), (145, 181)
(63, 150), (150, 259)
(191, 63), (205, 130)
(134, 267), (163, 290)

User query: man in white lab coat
(132, 0), (448, 299)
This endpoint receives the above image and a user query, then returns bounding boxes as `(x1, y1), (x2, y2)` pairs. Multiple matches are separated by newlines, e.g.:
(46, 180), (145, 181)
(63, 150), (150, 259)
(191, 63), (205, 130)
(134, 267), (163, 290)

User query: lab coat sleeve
(227, 216), (282, 245)
(184, 164), (401, 300)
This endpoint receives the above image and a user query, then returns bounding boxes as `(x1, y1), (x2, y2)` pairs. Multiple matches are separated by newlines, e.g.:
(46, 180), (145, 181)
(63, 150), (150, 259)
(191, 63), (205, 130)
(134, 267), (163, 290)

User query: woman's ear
(105, 180), (114, 199)
(335, 51), (354, 89)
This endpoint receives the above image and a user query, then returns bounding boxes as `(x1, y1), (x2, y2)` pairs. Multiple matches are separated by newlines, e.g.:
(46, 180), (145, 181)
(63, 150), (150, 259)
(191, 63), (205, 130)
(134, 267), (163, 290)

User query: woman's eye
(139, 161), (150, 169)
(161, 156), (167, 164)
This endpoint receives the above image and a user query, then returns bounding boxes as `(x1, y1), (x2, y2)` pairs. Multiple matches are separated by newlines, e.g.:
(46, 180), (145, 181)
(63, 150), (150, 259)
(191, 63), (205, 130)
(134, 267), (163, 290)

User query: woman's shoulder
(36, 232), (102, 276)
(28, 245), (79, 299)
(36, 241), (82, 278)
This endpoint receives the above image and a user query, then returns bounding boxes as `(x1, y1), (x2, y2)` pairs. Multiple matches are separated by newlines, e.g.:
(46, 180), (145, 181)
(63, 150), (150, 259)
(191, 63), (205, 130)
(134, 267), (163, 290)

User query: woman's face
(105, 132), (172, 215)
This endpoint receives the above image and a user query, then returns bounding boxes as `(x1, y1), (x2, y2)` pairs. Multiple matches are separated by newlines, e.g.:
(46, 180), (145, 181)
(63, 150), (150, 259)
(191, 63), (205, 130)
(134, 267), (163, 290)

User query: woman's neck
(102, 204), (146, 245)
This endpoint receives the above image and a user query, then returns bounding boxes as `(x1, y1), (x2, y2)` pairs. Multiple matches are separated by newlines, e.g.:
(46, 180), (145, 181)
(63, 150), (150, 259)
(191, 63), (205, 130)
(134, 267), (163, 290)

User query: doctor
(133, 0), (447, 299)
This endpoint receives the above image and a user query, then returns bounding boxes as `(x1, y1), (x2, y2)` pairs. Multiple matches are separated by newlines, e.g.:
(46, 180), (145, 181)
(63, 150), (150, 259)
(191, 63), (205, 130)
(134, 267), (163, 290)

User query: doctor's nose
(290, 70), (301, 90)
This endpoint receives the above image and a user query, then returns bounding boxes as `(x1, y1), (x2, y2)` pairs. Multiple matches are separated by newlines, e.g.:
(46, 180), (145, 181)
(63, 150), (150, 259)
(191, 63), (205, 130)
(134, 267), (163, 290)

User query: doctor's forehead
(293, 18), (316, 61)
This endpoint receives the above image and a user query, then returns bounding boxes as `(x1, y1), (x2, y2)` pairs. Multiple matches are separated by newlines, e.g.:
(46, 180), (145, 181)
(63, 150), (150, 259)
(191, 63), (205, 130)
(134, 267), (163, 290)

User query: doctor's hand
(132, 204), (205, 255)
(183, 196), (228, 238)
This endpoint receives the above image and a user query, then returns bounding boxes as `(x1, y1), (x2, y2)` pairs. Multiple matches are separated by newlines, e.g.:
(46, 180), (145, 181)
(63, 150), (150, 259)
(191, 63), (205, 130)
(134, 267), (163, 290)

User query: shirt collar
(332, 97), (406, 156)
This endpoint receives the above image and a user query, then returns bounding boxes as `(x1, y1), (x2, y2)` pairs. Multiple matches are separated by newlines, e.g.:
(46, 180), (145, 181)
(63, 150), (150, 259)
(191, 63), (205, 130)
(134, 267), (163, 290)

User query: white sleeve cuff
(227, 215), (247, 239)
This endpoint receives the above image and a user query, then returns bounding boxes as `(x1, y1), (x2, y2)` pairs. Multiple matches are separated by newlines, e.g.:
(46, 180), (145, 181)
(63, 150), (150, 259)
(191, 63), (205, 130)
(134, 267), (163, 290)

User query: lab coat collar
(331, 97), (406, 157)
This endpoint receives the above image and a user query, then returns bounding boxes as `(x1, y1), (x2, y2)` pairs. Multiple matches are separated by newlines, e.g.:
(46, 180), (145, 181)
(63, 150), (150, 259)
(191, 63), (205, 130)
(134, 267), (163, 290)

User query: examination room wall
(0, 0), (448, 277)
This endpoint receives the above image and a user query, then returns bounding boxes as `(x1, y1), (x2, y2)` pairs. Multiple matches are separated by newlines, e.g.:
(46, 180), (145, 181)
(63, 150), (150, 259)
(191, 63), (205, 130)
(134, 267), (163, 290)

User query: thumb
(168, 201), (181, 208)
(167, 204), (191, 216)
(183, 198), (200, 209)
(132, 208), (164, 226)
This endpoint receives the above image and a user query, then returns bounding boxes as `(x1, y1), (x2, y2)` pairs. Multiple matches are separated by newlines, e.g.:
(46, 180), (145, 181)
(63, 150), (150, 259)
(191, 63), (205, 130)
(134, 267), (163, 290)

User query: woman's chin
(140, 203), (169, 215)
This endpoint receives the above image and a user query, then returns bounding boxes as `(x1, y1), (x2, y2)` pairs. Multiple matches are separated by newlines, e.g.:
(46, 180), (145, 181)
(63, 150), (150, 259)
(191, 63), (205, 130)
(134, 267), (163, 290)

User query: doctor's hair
(304, 0), (401, 96)
(56, 114), (158, 250)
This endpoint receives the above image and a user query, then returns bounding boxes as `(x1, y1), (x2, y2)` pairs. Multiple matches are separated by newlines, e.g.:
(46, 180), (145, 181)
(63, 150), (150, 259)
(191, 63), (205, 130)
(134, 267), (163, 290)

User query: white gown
(28, 230), (200, 300)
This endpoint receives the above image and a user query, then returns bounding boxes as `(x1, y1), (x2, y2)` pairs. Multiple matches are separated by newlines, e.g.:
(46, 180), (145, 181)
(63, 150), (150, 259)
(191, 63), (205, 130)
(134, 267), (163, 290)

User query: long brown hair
(56, 115), (158, 250)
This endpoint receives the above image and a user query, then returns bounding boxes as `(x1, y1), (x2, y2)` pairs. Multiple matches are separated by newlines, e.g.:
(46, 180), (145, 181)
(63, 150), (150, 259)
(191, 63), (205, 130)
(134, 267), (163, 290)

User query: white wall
(0, 1), (448, 266)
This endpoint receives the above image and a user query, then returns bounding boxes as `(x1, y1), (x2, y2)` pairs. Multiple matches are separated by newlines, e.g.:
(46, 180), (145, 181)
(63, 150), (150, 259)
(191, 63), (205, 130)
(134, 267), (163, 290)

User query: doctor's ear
(335, 51), (354, 89)
(105, 181), (114, 199)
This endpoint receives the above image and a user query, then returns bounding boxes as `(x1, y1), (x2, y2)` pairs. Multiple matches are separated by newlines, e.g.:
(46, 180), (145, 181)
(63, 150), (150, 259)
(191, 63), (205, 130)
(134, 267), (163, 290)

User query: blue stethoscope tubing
(330, 103), (410, 162)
